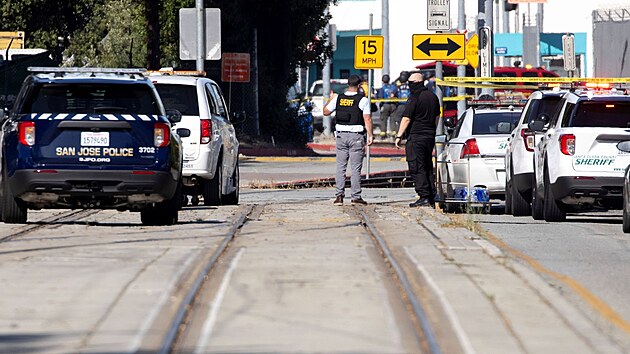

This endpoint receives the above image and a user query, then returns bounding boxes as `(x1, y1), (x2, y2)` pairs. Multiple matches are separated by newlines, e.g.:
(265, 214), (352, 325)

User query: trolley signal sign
(354, 35), (384, 69)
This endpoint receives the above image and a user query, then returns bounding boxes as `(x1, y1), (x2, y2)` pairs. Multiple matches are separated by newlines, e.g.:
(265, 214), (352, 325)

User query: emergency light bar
(467, 98), (527, 107)
(28, 67), (147, 76)
(147, 67), (206, 77)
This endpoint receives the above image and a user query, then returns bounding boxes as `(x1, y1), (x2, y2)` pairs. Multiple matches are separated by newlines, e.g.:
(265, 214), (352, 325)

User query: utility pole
(457, 0), (466, 118)
(382, 0), (390, 75)
(322, 6), (332, 137)
(195, 0), (204, 72)
(482, 0), (494, 97)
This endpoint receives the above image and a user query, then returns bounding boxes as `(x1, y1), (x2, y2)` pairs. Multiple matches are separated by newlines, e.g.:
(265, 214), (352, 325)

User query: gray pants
(379, 103), (397, 133)
(335, 132), (365, 199)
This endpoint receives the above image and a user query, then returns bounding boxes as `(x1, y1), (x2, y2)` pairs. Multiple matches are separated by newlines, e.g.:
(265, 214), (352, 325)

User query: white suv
(505, 90), (564, 216)
(152, 72), (240, 206)
(307, 79), (348, 132)
(532, 89), (630, 221)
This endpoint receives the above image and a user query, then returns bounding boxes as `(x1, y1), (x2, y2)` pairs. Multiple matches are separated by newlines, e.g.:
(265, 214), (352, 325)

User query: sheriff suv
(150, 70), (240, 206)
(505, 90), (564, 216)
(531, 88), (630, 222)
(0, 67), (184, 225)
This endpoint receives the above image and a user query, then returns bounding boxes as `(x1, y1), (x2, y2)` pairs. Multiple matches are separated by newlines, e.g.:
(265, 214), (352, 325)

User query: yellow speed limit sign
(354, 35), (384, 69)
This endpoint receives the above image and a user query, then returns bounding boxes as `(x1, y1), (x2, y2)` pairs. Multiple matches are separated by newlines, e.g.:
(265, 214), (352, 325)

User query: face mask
(409, 81), (424, 92)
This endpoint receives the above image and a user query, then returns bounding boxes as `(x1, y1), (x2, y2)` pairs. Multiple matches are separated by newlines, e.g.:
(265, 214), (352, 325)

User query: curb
(239, 155), (405, 162)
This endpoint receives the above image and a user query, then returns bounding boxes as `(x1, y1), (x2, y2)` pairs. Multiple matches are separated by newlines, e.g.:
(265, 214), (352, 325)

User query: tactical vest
(335, 93), (364, 126)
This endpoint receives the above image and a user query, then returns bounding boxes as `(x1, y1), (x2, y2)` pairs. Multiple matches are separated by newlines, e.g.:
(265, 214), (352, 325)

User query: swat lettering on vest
(339, 98), (354, 107)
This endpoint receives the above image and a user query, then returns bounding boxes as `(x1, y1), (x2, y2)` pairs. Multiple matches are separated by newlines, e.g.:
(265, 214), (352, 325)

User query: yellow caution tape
(442, 77), (630, 83)
(436, 79), (539, 90)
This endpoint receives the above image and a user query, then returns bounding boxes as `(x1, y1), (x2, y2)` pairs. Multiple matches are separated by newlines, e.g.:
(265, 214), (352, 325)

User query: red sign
(221, 53), (250, 83)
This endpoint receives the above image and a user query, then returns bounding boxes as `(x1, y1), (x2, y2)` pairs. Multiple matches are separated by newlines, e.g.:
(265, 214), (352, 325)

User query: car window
(568, 101), (630, 128)
(23, 83), (158, 114)
(472, 111), (521, 135)
(522, 72), (539, 78)
(208, 83), (228, 119)
(453, 112), (467, 138)
(542, 72), (557, 77)
(155, 84), (199, 116)
(523, 96), (562, 124)
(558, 101), (574, 126)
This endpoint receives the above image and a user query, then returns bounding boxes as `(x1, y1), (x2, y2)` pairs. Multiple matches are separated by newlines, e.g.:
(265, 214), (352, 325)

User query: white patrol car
(437, 101), (522, 212)
(532, 88), (630, 222)
(151, 70), (241, 206)
(307, 79), (348, 132)
(505, 90), (564, 216)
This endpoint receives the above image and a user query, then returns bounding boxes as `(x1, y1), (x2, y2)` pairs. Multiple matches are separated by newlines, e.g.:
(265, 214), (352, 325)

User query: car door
(206, 83), (238, 189)
(443, 110), (470, 191)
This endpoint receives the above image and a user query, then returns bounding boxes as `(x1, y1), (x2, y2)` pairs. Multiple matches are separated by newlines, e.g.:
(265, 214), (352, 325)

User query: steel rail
(0, 209), (101, 243)
(157, 204), (255, 354)
(358, 209), (442, 354)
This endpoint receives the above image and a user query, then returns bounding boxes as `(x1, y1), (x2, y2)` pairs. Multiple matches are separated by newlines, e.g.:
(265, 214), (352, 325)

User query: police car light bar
(147, 67), (206, 77)
(27, 67), (148, 76)
(467, 98), (527, 107)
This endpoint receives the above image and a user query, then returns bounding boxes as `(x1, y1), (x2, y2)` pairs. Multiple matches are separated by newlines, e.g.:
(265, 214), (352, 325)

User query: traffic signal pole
(457, 0), (466, 118)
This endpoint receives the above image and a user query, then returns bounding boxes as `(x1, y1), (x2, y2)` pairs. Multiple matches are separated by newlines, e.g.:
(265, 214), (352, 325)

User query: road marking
(404, 247), (477, 354)
(195, 247), (245, 353)
(479, 229), (630, 335)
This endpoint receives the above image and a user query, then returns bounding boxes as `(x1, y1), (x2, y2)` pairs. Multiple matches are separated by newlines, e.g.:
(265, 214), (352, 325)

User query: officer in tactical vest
(323, 74), (374, 205)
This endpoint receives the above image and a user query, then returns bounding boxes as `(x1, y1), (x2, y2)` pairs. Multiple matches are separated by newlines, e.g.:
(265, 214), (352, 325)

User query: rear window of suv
(155, 84), (200, 116)
(568, 101), (630, 128)
(523, 96), (562, 124)
(22, 83), (158, 114)
(473, 111), (521, 135)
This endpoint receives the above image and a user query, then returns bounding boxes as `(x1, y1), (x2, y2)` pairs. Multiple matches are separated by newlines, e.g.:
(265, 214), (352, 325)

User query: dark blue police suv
(0, 67), (184, 225)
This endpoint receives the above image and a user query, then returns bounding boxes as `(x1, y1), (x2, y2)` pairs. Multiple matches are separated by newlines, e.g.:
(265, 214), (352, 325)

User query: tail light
(521, 128), (536, 152)
(200, 119), (212, 144)
(18, 121), (36, 146)
(460, 138), (480, 158)
(154, 122), (170, 147)
(559, 134), (575, 155)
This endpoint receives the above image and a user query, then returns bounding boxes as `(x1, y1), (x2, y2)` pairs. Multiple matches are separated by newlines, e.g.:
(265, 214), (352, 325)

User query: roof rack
(27, 67), (147, 77)
(147, 67), (206, 77)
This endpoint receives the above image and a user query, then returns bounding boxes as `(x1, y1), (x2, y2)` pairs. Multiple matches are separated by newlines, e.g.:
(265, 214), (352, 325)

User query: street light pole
(195, 0), (204, 72)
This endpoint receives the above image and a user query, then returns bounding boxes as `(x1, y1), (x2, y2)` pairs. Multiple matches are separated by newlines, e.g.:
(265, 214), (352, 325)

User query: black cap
(382, 74), (390, 83)
(348, 74), (362, 87)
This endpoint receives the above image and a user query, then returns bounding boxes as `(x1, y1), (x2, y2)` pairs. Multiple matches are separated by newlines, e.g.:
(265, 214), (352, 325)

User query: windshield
(569, 101), (630, 128)
(472, 111), (521, 135)
(311, 83), (347, 96)
(155, 84), (200, 116)
(22, 83), (159, 115)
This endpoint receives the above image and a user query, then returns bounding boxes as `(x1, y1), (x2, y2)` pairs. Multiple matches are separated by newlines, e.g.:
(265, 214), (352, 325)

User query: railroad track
(144, 203), (442, 354)
(0, 209), (102, 243)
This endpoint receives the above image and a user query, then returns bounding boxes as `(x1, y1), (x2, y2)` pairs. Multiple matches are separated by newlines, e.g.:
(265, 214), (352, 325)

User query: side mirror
(230, 110), (246, 125)
(496, 122), (512, 134)
(166, 109), (182, 123)
(528, 119), (546, 132)
(443, 116), (456, 128)
(176, 128), (191, 138)
(617, 141), (630, 153)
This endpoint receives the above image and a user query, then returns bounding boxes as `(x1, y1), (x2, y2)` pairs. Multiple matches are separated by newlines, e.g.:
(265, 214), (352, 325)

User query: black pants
(406, 135), (435, 200)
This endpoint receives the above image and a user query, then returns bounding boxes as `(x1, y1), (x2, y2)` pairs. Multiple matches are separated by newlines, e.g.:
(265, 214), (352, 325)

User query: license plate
(81, 132), (110, 146)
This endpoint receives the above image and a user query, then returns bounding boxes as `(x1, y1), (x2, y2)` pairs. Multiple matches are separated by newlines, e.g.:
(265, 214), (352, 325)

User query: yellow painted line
(240, 156), (405, 162)
(479, 228), (630, 335)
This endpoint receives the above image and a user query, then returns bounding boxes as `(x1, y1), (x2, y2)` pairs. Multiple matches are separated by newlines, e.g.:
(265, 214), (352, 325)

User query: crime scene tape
(442, 77), (630, 84)
(436, 78), (539, 90)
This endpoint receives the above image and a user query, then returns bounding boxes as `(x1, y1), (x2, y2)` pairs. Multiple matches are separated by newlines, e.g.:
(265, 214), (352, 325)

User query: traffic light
(505, 0), (517, 11)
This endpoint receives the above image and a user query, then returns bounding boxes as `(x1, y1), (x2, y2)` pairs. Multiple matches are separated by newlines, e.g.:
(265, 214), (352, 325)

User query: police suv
(505, 90), (564, 216)
(0, 67), (184, 225)
(532, 87), (630, 222)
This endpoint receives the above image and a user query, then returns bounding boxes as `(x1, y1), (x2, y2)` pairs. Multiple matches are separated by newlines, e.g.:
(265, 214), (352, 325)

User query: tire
(511, 176), (531, 216)
(222, 160), (239, 205)
(531, 176), (544, 220)
(141, 181), (182, 226)
(623, 189), (630, 233)
(505, 178), (512, 215)
(204, 160), (222, 206)
(1, 169), (27, 224)
(543, 170), (566, 222)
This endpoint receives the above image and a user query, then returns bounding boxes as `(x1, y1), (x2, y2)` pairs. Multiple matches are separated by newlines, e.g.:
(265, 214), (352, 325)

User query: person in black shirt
(394, 72), (440, 207)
